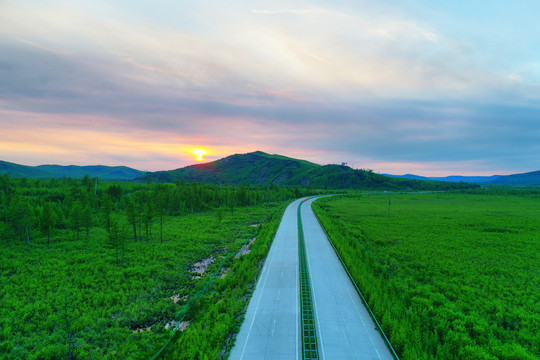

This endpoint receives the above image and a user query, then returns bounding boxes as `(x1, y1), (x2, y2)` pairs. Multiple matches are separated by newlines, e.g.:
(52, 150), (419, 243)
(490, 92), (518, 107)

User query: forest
(0, 174), (318, 359)
(313, 190), (539, 360)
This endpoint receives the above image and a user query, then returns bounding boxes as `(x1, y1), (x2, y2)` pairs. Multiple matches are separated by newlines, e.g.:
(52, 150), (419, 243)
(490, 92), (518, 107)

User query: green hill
(0, 161), (142, 180)
(489, 170), (540, 186)
(36, 165), (143, 181)
(385, 170), (540, 186)
(0, 160), (51, 178)
(139, 151), (477, 190)
(139, 151), (319, 185)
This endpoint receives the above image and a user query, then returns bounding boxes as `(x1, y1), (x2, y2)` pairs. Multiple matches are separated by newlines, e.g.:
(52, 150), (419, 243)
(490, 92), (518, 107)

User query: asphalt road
(229, 197), (394, 360)
(229, 199), (302, 360)
(302, 197), (394, 360)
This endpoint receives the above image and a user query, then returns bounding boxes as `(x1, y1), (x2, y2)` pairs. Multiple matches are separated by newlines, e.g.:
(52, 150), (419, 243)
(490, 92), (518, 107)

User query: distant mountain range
(383, 174), (502, 183)
(0, 160), (143, 181)
(2, 152), (538, 187)
(384, 171), (540, 186)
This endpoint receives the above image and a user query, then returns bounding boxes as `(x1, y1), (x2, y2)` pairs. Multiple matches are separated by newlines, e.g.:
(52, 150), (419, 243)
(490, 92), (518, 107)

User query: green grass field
(313, 191), (539, 360)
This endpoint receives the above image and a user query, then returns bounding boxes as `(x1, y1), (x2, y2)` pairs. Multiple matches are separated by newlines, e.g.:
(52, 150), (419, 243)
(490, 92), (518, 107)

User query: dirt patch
(235, 237), (256, 258)
(219, 267), (229, 279)
(165, 320), (190, 331)
(132, 318), (190, 334)
(170, 294), (187, 304)
(190, 257), (214, 278)
(132, 326), (152, 333)
(249, 223), (260, 227)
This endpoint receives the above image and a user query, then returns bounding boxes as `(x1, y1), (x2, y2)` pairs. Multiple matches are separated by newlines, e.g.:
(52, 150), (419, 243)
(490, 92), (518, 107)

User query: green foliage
(0, 160), (51, 179)
(313, 191), (540, 360)
(6, 195), (32, 247)
(0, 160), (143, 180)
(0, 176), (309, 359)
(126, 200), (138, 242)
(39, 201), (56, 245)
(138, 151), (478, 191)
(166, 203), (287, 359)
(69, 201), (84, 241)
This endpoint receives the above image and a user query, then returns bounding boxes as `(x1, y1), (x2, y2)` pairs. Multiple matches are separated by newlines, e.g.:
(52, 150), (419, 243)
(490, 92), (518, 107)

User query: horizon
(1, 1), (539, 177)
(1, 150), (529, 178)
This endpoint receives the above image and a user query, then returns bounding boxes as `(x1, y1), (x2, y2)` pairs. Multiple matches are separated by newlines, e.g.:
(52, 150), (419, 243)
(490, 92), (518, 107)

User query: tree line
(0, 174), (317, 247)
(0, 174), (317, 359)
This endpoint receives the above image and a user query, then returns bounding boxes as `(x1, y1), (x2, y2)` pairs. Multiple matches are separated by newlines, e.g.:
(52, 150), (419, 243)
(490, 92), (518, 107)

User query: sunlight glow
(190, 148), (208, 162)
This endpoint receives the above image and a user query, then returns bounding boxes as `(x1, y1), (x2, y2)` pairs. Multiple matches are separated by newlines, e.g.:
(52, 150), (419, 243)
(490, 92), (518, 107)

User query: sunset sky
(1, 0), (539, 176)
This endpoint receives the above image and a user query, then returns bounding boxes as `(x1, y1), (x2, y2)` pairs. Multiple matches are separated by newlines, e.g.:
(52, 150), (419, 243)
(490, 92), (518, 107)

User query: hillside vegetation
(139, 151), (478, 191)
(385, 170), (540, 186)
(313, 191), (540, 360)
(0, 161), (51, 179)
(35, 165), (143, 181)
(489, 170), (540, 186)
(0, 175), (315, 359)
(4, 153), (538, 186)
(0, 161), (143, 181)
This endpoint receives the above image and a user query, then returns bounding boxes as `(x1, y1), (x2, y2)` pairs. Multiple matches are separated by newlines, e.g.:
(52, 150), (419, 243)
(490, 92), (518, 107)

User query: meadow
(0, 175), (312, 359)
(313, 190), (539, 360)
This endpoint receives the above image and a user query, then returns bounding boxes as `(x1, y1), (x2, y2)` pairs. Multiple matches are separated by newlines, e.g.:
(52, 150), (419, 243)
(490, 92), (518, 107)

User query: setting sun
(190, 148), (208, 162)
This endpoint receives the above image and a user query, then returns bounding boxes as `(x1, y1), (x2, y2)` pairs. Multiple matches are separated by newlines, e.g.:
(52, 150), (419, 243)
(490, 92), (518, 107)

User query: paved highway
(229, 197), (394, 359)
(229, 199), (302, 360)
(302, 197), (394, 360)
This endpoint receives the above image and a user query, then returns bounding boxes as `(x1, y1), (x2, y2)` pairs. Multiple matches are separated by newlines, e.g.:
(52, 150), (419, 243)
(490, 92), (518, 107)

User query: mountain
(0, 161), (51, 178)
(138, 151), (477, 190)
(385, 171), (540, 186)
(488, 170), (540, 185)
(0, 161), (143, 180)
(36, 165), (143, 181)
(384, 174), (503, 183)
(141, 151), (319, 185)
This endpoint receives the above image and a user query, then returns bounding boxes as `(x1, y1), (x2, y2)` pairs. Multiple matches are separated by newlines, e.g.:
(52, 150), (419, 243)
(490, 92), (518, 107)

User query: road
(229, 199), (302, 360)
(301, 197), (393, 360)
(229, 197), (394, 360)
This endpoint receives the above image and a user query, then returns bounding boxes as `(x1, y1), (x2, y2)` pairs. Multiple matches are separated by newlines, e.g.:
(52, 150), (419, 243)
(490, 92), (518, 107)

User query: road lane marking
(239, 243), (276, 360)
(305, 197), (386, 359)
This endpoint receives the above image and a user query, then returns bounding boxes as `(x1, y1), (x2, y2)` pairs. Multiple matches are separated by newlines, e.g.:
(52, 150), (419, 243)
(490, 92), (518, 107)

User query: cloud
(369, 20), (439, 43)
(11, 36), (68, 55)
(1, 0), (530, 107)
(250, 7), (352, 18)
(1, 0), (539, 175)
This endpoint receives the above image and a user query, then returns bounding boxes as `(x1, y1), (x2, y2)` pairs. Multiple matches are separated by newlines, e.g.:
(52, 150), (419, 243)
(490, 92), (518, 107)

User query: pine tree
(40, 202), (55, 245)
(7, 196), (32, 248)
(69, 201), (84, 241)
(126, 200), (137, 242)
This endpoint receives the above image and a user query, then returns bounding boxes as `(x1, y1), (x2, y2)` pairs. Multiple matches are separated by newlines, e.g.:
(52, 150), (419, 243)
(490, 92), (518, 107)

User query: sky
(1, 0), (539, 176)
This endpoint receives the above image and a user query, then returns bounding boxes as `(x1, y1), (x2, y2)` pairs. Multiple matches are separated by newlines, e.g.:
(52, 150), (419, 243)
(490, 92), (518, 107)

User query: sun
(190, 148), (208, 162)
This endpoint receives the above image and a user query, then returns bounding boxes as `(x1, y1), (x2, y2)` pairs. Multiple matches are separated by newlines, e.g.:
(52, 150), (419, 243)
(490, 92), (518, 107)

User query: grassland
(313, 190), (539, 360)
